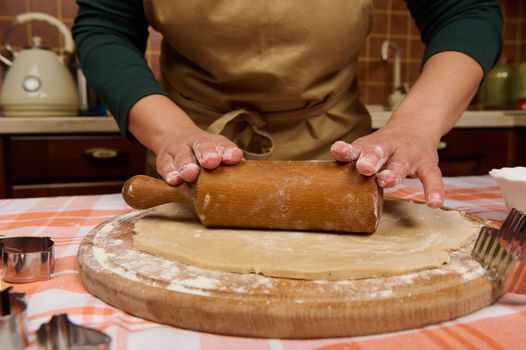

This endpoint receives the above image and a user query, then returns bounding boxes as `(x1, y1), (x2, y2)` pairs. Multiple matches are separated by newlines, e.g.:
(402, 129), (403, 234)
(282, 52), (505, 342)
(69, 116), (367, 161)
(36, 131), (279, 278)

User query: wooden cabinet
(0, 134), (146, 198)
(437, 128), (524, 176)
(0, 126), (523, 198)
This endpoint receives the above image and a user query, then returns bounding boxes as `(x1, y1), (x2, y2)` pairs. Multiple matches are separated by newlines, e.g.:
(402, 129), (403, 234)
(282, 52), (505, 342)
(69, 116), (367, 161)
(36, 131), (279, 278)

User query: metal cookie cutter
(37, 314), (111, 350)
(0, 287), (29, 350)
(472, 208), (526, 294)
(0, 236), (55, 283)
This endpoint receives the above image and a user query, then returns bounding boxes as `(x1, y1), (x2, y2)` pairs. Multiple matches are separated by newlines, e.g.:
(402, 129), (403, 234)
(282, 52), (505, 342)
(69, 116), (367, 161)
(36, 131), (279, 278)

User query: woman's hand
(154, 126), (243, 186)
(332, 51), (484, 208)
(331, 123), (443, 207)
(128, 94), (243, 186)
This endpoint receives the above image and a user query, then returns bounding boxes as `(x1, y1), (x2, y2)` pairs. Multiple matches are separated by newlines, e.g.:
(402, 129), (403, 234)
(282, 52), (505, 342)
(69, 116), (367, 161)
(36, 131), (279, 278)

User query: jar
(478, 57), (513, 110)
(509, 58), (526, 110)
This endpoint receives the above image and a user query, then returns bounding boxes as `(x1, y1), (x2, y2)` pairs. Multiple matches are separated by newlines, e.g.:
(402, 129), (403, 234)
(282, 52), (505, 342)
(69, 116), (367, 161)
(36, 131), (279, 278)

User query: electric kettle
(0, 12), (79, 117)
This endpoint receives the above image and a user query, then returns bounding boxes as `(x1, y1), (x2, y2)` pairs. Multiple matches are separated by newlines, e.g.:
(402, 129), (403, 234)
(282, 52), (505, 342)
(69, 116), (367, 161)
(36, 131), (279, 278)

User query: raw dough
(133, 200), (481, 280)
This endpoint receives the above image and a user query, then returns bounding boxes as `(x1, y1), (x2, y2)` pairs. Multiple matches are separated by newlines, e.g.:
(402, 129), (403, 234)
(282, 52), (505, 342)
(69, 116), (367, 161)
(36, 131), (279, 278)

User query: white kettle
(0, 12), (79, 117)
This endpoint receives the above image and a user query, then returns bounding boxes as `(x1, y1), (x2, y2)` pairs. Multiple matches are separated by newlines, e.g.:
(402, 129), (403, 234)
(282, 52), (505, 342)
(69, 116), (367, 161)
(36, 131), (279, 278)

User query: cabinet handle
(82, 147), (128, 164)
(437, 141), (448, 151)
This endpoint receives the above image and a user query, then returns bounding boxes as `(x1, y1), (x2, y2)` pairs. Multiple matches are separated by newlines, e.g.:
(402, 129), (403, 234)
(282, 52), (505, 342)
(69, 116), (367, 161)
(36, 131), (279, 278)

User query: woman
(73, 0), (502, 208)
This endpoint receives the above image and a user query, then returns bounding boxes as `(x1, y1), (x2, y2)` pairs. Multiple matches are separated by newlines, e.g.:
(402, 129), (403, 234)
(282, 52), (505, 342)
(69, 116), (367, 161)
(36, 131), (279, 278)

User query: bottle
(478, 57), (513, 110)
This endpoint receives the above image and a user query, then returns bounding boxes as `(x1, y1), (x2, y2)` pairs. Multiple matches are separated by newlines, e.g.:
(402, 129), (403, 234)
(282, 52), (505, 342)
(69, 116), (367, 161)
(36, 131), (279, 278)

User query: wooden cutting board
(78, 204), (502, 339)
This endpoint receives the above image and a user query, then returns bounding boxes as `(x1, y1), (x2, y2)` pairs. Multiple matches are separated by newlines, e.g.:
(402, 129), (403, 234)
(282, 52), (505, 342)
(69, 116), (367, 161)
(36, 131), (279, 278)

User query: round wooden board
(78, 205), (502, 339)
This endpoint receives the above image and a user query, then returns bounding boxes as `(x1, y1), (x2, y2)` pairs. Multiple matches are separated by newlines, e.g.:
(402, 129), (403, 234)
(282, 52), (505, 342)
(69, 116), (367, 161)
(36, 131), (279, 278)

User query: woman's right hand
(128, 94), (243, 186)
(154, 127), (244, 186)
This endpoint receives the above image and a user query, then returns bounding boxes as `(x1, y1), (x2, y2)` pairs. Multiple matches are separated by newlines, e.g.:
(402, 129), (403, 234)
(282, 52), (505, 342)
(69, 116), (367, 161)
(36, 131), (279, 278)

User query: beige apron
(144, 0), (373, 160)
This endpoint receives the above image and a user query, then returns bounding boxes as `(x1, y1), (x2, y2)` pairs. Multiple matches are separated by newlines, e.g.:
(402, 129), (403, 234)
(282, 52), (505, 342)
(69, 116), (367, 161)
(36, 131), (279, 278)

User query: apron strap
(169, 87), (358, 160)
(207, 108), (275, 160)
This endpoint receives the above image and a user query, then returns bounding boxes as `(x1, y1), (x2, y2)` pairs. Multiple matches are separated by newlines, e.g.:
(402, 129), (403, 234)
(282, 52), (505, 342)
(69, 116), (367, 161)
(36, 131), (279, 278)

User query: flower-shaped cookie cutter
(36, 314), (111, 350)
(0, 287), (29, 350)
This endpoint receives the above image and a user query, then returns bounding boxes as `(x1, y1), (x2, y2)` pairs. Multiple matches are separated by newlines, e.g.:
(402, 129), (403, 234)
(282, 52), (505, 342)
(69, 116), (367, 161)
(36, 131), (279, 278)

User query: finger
(157, 153), (183, 186)
(175, 157), (200, 183)
(160, 142), (200, 183)
(417, 163), (444, 208)
(377, 158), (409, 188)
(217, 142), (244, 165)
(355, 144), (391, 176)
(192, 139), (222, 169)
(330, 141), (361, 162)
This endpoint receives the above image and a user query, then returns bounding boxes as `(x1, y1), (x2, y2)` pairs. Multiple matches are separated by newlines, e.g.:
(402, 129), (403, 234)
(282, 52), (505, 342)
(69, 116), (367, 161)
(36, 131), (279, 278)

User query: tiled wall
(361, 0), (526, 106)
(0, 0), (525, 107)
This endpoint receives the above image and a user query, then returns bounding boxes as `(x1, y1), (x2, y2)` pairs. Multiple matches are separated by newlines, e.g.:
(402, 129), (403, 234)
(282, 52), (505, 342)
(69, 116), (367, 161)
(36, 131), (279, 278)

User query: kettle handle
(3, 12), (74, 58)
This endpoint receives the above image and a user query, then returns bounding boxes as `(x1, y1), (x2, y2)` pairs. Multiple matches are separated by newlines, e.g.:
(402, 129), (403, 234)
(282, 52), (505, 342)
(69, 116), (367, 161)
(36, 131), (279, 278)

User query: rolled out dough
(133, 200), (481, 280)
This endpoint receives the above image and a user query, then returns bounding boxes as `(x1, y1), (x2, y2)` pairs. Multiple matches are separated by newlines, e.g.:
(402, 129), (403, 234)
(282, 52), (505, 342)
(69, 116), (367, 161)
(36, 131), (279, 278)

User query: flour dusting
(179, 276), (219, 289)
(167, 276), (219, 296)
(81, 205), (490, 303)
(203, 193), (211, 209)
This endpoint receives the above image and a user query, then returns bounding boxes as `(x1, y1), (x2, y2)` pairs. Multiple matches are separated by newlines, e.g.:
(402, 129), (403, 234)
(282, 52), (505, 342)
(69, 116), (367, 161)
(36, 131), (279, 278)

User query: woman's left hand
(331, 51), (486, 208)
(330, 122), (444, 208)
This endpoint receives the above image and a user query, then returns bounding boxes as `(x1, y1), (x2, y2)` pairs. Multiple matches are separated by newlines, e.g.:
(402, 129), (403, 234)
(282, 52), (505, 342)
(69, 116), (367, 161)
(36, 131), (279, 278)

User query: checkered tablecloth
(1, 176), (525, 350)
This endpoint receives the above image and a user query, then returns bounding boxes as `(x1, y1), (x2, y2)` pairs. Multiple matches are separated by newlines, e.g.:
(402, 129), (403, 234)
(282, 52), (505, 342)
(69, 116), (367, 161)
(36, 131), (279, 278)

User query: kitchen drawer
(9, 135), (146, 182)
(437, 129), (518, 176)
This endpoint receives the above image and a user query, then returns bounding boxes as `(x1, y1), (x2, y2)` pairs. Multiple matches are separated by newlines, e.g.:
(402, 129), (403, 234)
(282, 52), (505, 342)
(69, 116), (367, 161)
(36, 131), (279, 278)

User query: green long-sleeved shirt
(73, 0), (503, 137)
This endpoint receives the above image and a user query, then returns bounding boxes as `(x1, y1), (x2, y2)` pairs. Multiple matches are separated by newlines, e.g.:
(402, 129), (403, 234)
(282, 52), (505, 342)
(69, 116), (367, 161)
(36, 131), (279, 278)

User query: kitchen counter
(368, 107), (526, 129)
(0, 116), (119, 134)
(1, 176), (524, 349)
(0, 109), (525, 134)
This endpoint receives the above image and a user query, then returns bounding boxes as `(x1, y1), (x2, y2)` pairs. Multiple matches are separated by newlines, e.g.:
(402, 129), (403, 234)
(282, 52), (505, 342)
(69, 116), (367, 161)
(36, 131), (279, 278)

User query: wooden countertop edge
(371, 111), (526, 129)
(0, 110), (525, 134)
(0, 116), (120, 134)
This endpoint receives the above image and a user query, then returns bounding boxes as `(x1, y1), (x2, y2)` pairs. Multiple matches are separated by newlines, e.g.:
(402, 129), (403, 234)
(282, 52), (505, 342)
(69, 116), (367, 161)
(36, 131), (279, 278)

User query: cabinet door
(9, 135), (146, 182)
(5, 135), (147, 198)
(438, 129), (519, 176)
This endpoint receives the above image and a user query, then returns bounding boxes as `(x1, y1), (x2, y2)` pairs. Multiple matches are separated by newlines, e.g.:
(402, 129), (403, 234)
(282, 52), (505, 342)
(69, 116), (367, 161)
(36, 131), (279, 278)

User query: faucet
(381, 40), (406, 110)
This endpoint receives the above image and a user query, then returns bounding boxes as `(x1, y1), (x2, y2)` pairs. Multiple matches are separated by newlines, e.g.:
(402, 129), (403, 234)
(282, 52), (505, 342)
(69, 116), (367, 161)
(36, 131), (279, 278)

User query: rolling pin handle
(122, 175), (193, 210)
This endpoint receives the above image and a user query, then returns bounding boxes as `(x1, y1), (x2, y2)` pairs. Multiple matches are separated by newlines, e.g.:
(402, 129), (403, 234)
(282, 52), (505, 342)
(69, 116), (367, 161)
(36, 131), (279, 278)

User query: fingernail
(331, 141), (351, 161)
(222, 148), (233, 161)
(166, 171), (181, 183)
(233, 148), (244, 159)
(192, 141), (203, 161)
(330, 142), (340, 153)
(201, 152), (216, 163)
(427, 192), (443, 207)
(377, 170), (396, 187)
(180, 163), (199, 176)
(226, 148), (243, 162)
(331, 141), (346, 149)
(357, 155), (381, 174)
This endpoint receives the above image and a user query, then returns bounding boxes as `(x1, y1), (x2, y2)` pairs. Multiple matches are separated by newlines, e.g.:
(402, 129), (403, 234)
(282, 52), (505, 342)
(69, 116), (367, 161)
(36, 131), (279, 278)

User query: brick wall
(0, 0), (524, 106)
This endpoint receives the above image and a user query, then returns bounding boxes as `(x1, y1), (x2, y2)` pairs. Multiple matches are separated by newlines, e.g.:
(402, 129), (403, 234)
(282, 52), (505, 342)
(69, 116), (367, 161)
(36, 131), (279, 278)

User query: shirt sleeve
(73, 0), (169, 138)
(406, 0), (503, 78)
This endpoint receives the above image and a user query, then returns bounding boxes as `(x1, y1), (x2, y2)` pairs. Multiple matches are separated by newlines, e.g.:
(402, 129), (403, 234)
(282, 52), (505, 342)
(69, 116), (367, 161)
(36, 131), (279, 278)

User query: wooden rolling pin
(122, 160), (383, 233)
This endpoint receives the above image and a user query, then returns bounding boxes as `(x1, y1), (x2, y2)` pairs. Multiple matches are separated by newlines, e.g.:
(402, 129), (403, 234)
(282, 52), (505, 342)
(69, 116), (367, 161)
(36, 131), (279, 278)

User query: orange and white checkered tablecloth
(1, 176), (525, 350)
